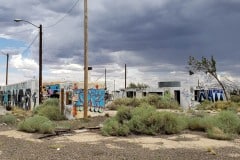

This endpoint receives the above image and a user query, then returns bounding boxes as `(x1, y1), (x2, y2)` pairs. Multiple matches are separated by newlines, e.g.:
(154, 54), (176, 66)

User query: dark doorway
(174, 90), (180, 104)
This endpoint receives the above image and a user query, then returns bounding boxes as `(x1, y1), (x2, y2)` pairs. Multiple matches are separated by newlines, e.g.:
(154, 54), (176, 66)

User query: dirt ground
(1, 116), (240, 160)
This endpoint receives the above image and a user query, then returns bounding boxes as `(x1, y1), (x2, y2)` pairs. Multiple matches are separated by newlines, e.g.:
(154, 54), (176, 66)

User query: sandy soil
(1, 129), (240, 151)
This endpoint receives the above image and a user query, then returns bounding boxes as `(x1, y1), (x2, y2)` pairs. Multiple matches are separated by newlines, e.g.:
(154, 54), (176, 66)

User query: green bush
(101, 117), (130, 136)
(140, 94), (180, 109)
(159, 112), (188, 134)
(125, 105), (159, 135)
(43, 98), (59, 106)
(34, 98), (59, 114)
(207, 127), (232, 140)
(141, 94), (161, 106)
(213, 111), (240, 134)
(196, 100), (213, 110)
(18, 115), (54, 134)
(116, 106), (132, 124)
(0, 114), (17, 125)
(230, 95), (240, 103)
(128, 112), (161, 135)
(187, 116), (207, 131)
(107, 94), (180, 110)
(39, 121), (55, 134)
(196, 100), (240, 112)
(34, 98), (65, 121)
(107, 98), (141, 110)
(37, 105), (65, 121)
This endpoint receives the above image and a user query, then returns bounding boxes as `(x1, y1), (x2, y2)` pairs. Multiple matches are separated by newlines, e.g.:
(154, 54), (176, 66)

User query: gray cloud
(1, 0), (240, 86)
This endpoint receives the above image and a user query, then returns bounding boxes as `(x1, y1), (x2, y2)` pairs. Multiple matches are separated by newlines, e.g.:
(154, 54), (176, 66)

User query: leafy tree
(128, 82), (149, 89)
(188, 56), (229, 101)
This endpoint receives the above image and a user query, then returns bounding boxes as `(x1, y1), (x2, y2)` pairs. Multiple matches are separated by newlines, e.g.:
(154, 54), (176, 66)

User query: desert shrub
(0, 114), (17, 124)
(213, 101), (239, 111)
(42, 98), (59, 106)
(101, 117), (130, 136)
(38, 121), (55, 134)
(12, 107), (32, 119)
(34, 98), (65, 121)
(37, 105), (65, 121)
(213, 110), (240, 134)
(196, 100), (214, 110)
(128, 105), (186, 135)
(207, 127), (232, 140)
(230, 95), (240, 103)
(141, 94), (160, 106)
(107, 98), (141, 110)
(128, 105), (160, 135)
(158, 96), (180, 109)
(34, 98), (59, 114)
(115, 106), (132, 124)
(196, 100), (240, 112)
(107, 94), (180, 110)
(187, 117), (207, 131)
(159, 111), (188, 134)
(140, 94), (180, 109)
(18, 115), (54, 134)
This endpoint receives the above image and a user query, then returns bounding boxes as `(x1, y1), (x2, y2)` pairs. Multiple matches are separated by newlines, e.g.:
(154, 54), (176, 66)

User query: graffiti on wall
(0, 88), (34, 110)
(72, 88), (105, 113)
(198, 89), (224, 102)
(0, 80), (39, 110)
(44, 84), (60, 98)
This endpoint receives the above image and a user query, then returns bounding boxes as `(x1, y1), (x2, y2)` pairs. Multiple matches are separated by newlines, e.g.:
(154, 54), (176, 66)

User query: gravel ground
(1, 105), (240, 160)
(1, 134), (240, 160)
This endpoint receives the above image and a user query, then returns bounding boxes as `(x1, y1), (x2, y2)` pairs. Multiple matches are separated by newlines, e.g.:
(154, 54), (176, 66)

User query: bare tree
(188, 56), (229, 101)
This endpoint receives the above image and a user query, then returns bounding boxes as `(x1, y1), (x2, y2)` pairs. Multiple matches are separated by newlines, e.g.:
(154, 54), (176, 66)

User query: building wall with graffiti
(59, 82), (106, 119)
(72, 89), (105, 112)
(0, 79), (39, 110)
(194, 88), (224, 102)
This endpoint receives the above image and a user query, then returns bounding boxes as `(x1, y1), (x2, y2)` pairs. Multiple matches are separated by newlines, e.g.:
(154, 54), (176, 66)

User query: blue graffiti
(73, 89), (105, 112)
(198, 89), (224, 102)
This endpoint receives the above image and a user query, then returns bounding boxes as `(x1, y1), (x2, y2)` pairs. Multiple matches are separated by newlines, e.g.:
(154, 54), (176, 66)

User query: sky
(0, 0), (240, 91)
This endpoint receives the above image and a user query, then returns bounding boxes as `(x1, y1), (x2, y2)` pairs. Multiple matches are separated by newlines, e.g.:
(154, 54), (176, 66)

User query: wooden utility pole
(125, 64), (127, 89)
(105, 68), (107, 90)
(6, 54), (9, 85)
(83, 0), (88, 118)
(39, 24), (43, 104)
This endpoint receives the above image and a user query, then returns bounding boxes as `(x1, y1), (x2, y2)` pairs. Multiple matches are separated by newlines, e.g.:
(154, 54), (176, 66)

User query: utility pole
(125, 64), (127, 89)
(105, 68), (107, 90)
(14, 19), (43, 104)
(83, 0), (88, 118)
(6, 54), (9, 85)
(39, 24), (43, 104)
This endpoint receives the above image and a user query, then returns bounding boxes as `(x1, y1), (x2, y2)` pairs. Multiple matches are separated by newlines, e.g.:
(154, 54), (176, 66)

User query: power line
(1, 29), (34, 36)
(21, 34), (38, 56)
(44, 0), (81, 28)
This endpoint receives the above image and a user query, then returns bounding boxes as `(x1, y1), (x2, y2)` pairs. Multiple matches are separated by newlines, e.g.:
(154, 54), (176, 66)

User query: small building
(117, 80), (226, 109)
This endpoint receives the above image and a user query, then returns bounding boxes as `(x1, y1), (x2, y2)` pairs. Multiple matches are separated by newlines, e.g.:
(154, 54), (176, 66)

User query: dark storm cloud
(1, 0), (240, 84)
(88, 0), (240, 76)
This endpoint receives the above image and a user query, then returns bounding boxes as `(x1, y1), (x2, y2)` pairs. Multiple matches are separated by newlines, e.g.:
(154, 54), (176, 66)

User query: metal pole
(39, 24), (43, 104)
(6, 54), (9, 85)
(83, 0), (88, 118)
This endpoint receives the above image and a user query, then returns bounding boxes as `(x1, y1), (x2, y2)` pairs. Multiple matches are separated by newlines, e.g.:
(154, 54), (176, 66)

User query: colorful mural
(44, 84), (60, 98)
(72, 88), (105, 113)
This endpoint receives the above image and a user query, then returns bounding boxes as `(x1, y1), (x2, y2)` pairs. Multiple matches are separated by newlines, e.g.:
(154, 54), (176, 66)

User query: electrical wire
(94, 72), (106, 82)
(21, 34), (38, 56)
(1, 29), (34, 36)
(44, 0), (81, 28)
